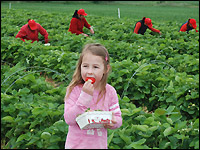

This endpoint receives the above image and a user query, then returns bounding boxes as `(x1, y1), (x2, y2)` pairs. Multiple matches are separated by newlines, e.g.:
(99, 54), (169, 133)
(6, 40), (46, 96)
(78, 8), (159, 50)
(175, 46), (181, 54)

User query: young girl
(64, 43), (122, 149)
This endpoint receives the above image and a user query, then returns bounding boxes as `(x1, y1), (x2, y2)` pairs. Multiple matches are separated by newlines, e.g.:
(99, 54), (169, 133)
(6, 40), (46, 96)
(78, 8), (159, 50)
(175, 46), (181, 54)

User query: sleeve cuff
(76, 91), (93, 108)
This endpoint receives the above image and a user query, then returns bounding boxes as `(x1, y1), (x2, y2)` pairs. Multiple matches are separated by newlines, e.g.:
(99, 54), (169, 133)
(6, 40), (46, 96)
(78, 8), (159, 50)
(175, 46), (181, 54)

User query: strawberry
(85, 77), (95, 84)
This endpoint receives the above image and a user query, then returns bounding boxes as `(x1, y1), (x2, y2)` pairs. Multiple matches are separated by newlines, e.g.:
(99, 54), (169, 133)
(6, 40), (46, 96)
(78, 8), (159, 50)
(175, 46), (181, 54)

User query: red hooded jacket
(179, 22), (198, 32)
(134, 22), (160, 34)
(68, 17), (91, 35)
(16, 23), (49, 43)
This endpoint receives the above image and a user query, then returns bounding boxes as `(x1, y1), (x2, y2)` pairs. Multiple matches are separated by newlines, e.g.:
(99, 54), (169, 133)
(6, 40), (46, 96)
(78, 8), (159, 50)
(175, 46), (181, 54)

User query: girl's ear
(106, 64), (111, 73)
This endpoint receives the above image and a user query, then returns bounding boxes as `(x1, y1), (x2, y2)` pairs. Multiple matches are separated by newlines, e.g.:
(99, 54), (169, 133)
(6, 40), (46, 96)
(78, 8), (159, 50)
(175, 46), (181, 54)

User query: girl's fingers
(84, 80), (93, 86)
(111, 120), (117, 124)
(104, 123), (114, 129)
(111, 112), (117, 124)
(82, 80), (94, 95)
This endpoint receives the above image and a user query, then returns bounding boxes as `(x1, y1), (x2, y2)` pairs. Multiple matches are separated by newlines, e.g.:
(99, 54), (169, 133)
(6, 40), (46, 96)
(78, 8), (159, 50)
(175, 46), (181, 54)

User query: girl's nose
(87, 67), (93, 74)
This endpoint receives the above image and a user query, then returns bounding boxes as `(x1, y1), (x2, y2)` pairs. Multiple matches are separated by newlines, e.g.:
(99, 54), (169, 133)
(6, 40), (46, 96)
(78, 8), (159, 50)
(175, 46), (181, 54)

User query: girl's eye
(94, 66), (99, 69)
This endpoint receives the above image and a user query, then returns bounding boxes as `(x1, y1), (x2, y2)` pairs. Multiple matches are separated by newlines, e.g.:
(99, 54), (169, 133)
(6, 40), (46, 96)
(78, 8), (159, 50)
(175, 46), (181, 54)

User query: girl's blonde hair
(65, 43), (111, 104)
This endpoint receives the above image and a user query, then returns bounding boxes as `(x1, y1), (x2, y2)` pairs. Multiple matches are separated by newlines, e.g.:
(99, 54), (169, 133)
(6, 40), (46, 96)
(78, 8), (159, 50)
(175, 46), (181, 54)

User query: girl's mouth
(86, 77), (95, 84)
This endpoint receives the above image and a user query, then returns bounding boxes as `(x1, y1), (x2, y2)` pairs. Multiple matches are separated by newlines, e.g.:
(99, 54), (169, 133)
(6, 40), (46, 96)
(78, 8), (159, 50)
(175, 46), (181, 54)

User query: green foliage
(1, 64), (67, 149)
(108, 98), (199, 149)
(1, 7), (199, 149)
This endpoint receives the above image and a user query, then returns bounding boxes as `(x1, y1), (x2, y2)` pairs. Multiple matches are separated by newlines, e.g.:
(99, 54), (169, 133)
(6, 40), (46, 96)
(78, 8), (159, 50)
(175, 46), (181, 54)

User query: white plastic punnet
(76, 111), (112, 130)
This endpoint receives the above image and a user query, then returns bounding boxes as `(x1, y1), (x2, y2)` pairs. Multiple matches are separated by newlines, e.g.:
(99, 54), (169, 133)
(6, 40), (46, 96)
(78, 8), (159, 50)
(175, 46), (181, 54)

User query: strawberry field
(1, 6), (199, 149)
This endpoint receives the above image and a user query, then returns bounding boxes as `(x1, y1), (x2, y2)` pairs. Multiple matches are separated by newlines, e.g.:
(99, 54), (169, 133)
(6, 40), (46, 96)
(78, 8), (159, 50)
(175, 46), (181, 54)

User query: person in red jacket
(68, 9), (94, 37)
(179, 18), (198, 33)
(16, 19), (49, 43)
(134, 17), (161, 35)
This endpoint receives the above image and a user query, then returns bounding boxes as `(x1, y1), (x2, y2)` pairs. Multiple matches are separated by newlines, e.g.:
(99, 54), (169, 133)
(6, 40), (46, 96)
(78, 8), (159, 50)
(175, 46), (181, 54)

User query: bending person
(16, 19), (49, 43)
(68, 9), (94, 37)
(134, 17), (161, 35)
(179, 18), (198, 33)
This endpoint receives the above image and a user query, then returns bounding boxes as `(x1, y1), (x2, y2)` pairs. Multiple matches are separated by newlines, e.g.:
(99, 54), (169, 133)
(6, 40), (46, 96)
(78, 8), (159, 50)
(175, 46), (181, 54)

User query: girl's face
(78, 14), (84, 19)
(81, 52), (106, 88)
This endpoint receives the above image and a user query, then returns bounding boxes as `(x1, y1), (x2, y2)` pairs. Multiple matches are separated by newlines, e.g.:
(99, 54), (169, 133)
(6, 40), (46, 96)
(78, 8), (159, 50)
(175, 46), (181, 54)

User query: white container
(76, 111), (112, 130)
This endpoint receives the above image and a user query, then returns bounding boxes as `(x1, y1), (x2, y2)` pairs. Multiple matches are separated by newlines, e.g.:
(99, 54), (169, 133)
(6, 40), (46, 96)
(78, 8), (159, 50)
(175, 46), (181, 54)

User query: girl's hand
(82, 80), (94, 96)
(103, 112), (117, 129)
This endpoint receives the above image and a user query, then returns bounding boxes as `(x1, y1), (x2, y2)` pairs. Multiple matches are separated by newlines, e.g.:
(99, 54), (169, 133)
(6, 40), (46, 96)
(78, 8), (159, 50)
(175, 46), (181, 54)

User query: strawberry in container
(76, 111), (112, 130)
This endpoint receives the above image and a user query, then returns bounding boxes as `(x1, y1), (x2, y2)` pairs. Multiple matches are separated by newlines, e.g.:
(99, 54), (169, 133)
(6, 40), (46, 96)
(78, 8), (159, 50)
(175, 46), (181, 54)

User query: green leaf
(107, 131), (115, 147)
(136, 80), (144, 87)
(175, 75), (181, 82)
(189, 137), (199, 149)
(18, 88), (30, 95)
(166, 118), (173, 125)
(131, 144), (149, 149)
(134, 91), (145, 100)
(159, 141), (171, 149)
(166, 96), (174, 102)
(149, 126), (159, 132)
(36, 141), (43, 148)
(121, 109), (130, 114)
(136, 125), (149, 132)
(122, 96), (130, 102)
(112, 137), (121, 144)
(21, 94), (33, 102)
(171, 112), (182, 123)
(128, 138), (146, 148)
(26, 137), (40, 146)
(29, 120), (39, 129)
(193, 118), (199, 128)
(194, 140), (199, 149)
(49, 135), (61, 142)
(41, 132), (51, 140)
(119, 132), (131, 144)
(174, 134), (185, 139)
(32, 107), (43, 116)
(156, 77), (168, 82)
(117, 77), (122, 83)
(143, 117), (154, 125)
(167, 80), (174, 92)
(163, 127), (174, 136)
(130, 107), (142, 115)
(154, 108), (166, 116)
(174, 121), (187, 130)
(24, 74), (35, 82)
(2, 116), (14, 123)
(16, 134), (28, 143)
(53, 120), (66, 132)
(166, 105), (175, 114)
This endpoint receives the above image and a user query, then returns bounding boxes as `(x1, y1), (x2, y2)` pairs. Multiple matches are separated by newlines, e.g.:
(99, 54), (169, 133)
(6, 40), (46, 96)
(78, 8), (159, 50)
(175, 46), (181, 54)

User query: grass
(1, 1), (199, 23)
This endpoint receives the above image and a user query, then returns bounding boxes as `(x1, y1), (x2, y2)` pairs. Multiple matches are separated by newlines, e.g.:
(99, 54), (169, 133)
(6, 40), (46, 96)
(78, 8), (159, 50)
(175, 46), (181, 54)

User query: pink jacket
(64, 84), (122, 149)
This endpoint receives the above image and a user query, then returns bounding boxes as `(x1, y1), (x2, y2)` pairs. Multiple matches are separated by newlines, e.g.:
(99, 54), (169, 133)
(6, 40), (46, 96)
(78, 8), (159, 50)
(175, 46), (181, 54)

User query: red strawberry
(86, 77), (95, 84)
